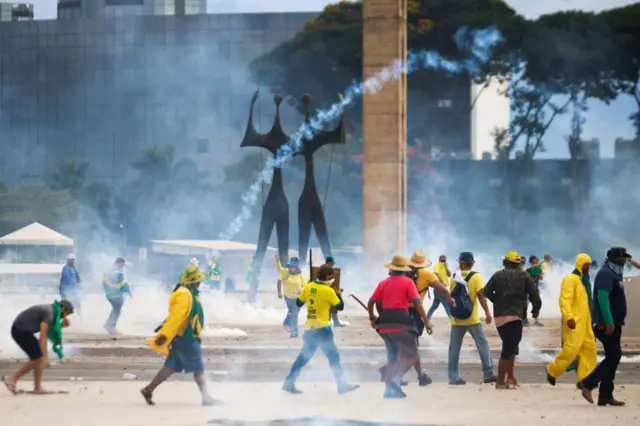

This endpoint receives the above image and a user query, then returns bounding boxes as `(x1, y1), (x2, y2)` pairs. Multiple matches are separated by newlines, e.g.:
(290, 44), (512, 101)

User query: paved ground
(1, 382), (639, 426)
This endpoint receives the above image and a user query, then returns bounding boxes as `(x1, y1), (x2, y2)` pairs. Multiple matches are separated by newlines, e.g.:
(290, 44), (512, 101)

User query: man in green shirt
(524, 256), (544, 327)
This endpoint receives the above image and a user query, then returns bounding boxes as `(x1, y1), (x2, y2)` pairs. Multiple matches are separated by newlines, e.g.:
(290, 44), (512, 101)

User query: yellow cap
(502, 251), (521, 264)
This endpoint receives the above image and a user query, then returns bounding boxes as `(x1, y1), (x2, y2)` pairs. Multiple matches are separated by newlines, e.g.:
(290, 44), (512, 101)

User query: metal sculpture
(295, 94), (345, 263)
(240, 92), (291, 282)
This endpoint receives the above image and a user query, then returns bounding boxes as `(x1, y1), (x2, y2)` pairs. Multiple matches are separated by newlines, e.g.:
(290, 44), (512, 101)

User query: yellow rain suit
(546, 253), (597, 381)
(147, 287), (194, 356)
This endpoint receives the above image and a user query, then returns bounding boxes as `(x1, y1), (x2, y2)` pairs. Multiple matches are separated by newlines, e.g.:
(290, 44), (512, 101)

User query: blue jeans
(283, 297), (300, 337)
(286, 328), (345, 384)
(105, 297), (123, 330)
(448, 323), (495, 382)
(426, 291), (451, 319)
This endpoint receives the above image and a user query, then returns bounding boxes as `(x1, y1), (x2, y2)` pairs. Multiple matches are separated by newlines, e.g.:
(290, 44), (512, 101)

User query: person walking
(282, 264), (359, 395)
(524, 256), (544, 327)
(428, 254), (452, 319)
(60, 254), (82, 316)
(3, 300), (74, 395)
(103, 257), (132, 336)
(579, 247), (631, 406)
(546, 254), (597, 390)
(483, 251), (542, 390)
(368, 255), (432, 398)
(276, 255), (306, 338)
(206, 255), (222, 290)
(447, 252), (496, 385)
(142, 265), (218, 406)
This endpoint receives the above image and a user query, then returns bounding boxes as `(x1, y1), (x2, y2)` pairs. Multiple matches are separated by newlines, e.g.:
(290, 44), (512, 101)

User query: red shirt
(370, 275), (421, 333)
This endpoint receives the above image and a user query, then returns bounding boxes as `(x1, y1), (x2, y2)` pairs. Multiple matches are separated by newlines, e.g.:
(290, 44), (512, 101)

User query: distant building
(57, 0), (206, 20)
(470, 76), (510, 160)
(614, 137), (638, 158)
(0, 2), (34, 21)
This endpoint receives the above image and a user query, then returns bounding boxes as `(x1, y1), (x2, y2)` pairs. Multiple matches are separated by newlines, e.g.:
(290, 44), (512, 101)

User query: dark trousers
(582, 325), (623, 401)
(286, 328), (345, 384)
(105, 297), (124, 330)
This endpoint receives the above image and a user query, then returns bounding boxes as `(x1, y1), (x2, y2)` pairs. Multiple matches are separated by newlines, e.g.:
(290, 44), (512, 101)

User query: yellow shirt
(277, 260), (306, 299)
(449, 270), (484, 326)
(415, 268), (438, 303)
(433, 262), (450, 285)
(298, 281), (341, 330)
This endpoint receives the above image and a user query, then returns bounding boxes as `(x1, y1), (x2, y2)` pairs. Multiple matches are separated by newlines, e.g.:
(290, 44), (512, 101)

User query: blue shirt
(592, 264), (627, 326)
(60, 264), (79, 290)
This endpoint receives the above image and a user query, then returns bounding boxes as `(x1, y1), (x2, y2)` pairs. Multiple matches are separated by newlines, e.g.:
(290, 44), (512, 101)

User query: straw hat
(180, 265), (206, 286)
(384, 255), (411, 272)
(406, 250), (432, 268)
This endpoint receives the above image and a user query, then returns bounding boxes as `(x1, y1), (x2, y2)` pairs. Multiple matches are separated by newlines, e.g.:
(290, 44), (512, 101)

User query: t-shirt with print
(12, 304), (55, 334)
(414, 268), (438, 303)
(370, 275), (421, 333)
(298, 281), (342, 330)
(448, 270), (484, 327)
(280, 270), (307, 299)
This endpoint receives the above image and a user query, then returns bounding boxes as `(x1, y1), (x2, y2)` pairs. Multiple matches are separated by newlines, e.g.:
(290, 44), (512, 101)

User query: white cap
(190, 258), (199, 266)
(68, 253), (76, 260)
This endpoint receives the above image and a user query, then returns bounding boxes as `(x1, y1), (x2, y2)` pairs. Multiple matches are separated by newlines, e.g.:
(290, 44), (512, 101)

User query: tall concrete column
(362, 0), (408, 271)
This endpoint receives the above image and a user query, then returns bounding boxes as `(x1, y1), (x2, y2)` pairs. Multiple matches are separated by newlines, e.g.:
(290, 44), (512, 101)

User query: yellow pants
(547, 321), (597, 381)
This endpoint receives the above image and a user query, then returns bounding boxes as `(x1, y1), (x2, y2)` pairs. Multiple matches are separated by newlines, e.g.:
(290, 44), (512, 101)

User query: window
(437, 99), (453, 108)
(104, 0), (144, 5)
(197, 139), (209, 153)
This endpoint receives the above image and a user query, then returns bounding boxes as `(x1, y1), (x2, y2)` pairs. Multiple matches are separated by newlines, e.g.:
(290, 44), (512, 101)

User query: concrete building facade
(57, 0), (206, 20)
(0, 13), (316, 185)
(0, 2), (34, 21)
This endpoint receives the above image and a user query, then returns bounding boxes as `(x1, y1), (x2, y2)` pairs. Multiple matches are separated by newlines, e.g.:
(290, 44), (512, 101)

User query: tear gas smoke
(221, 27), (504, 240)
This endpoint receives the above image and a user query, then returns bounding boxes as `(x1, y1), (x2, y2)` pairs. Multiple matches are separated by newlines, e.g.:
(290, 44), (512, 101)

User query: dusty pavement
(1, 382), (640, 426)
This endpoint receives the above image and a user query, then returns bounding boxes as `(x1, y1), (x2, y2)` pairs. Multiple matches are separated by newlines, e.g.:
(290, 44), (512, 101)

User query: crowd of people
(1, 246), (637, 407)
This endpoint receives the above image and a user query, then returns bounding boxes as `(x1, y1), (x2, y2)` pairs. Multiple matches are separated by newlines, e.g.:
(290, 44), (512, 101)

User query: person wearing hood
(276, 255), (306, 338)
(546, 254), (597, 391)
(579, 247), (631, 406)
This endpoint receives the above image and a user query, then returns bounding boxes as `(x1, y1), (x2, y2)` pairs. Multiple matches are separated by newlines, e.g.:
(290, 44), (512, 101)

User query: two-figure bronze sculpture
(240, 91), (345, 296)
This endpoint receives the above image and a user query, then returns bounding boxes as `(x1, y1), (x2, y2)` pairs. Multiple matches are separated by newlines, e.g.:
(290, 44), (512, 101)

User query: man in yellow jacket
(276, 255), (306, 338)
(141, 266), (218, 406)
(546, 253), (597, 391)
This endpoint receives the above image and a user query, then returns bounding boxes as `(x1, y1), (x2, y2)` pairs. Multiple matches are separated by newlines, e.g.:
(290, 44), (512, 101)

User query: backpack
(449, 271), (476, 320)
(409, 268), (431, 299)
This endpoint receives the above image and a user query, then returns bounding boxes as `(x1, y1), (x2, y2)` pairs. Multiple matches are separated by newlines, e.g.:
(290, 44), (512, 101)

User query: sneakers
(449, 378), (466, 385)
(282, 380), (303, 394)
(202, 397), (223, 406)
(418, 374), (432, 386)
(383, 382), (406, 399)
(337, 383), (360, 395)
(483, 376), (498, 384)
(533, 320), (544, 327)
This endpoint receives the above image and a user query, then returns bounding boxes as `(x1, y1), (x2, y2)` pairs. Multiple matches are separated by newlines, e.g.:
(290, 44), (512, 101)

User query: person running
(447, 252), (496, 385)
(368, 255), (432, 398)
(579, 247), (631, 406)
(282, 264), (359, 395)
(546, 254), (597, 391)
(325, 256), (345, 327)
(142, 266), (218, 406)
(483, 251), (541, 390)
(3, 300), (74, 395)
(276, 255), (306, 338)
(524, 256), (544, 327)
(60, 254), (82, 317)
(428, 254), (452, 319)
(103, 257), (132, 336)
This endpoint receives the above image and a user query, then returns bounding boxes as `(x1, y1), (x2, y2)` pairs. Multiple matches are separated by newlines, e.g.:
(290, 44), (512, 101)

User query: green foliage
(46, 157), (89, 194)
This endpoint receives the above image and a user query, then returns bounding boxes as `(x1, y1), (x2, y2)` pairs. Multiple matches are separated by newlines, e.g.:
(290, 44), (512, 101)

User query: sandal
(3, 376), (17, 395)
(140, 388), (155, 406)
(495, 382), (517, 390)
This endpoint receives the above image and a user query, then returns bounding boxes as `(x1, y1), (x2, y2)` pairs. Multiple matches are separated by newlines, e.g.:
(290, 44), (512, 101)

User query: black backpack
(408, 269), (431, 299)
(450, 272), (476, 320)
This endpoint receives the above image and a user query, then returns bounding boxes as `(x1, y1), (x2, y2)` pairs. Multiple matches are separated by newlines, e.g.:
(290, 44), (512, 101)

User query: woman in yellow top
(141, 266), (219, 407)
(276, 255), (306, 338)
(428, 254), (453, 319)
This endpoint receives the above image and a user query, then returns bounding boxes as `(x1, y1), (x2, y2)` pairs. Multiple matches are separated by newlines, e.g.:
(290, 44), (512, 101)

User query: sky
(10, 0), (640, 158)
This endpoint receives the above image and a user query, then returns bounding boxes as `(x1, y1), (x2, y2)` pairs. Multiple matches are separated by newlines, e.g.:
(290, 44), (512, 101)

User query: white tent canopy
(0, 222), (74, 246)
(150, 239), (297, 256)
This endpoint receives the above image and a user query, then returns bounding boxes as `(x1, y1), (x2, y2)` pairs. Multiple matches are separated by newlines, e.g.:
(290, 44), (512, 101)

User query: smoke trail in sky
(221, 26), (504, 240)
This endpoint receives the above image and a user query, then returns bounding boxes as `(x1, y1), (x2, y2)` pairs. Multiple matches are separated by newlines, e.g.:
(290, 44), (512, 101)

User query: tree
(46, 157), (89, 195)
(0, 181), (77, 236)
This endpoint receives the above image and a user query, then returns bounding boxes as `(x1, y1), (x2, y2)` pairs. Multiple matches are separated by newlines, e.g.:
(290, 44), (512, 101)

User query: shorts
(381, 331), (419, 360)
(11, 326), (43, 361)
(497, 320), (523, 361)
(164, 336), (204, 373)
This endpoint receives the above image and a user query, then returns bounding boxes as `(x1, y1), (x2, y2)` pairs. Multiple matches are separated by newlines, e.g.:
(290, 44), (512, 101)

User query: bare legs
(141, 368), (216, 406)
(496, 360), (517, 389)
(5, 358), (51, 394)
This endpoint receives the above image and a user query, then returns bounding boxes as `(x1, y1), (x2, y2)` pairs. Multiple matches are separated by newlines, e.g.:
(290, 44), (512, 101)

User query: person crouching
(3, 300), (74, 395)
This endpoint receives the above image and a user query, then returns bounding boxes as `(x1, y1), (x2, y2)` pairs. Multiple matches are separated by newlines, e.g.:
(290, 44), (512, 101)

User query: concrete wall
(624, 276), (640, 338)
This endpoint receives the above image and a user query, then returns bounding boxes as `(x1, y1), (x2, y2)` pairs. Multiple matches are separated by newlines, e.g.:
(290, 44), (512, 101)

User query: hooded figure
(546, 253), (597, 384)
